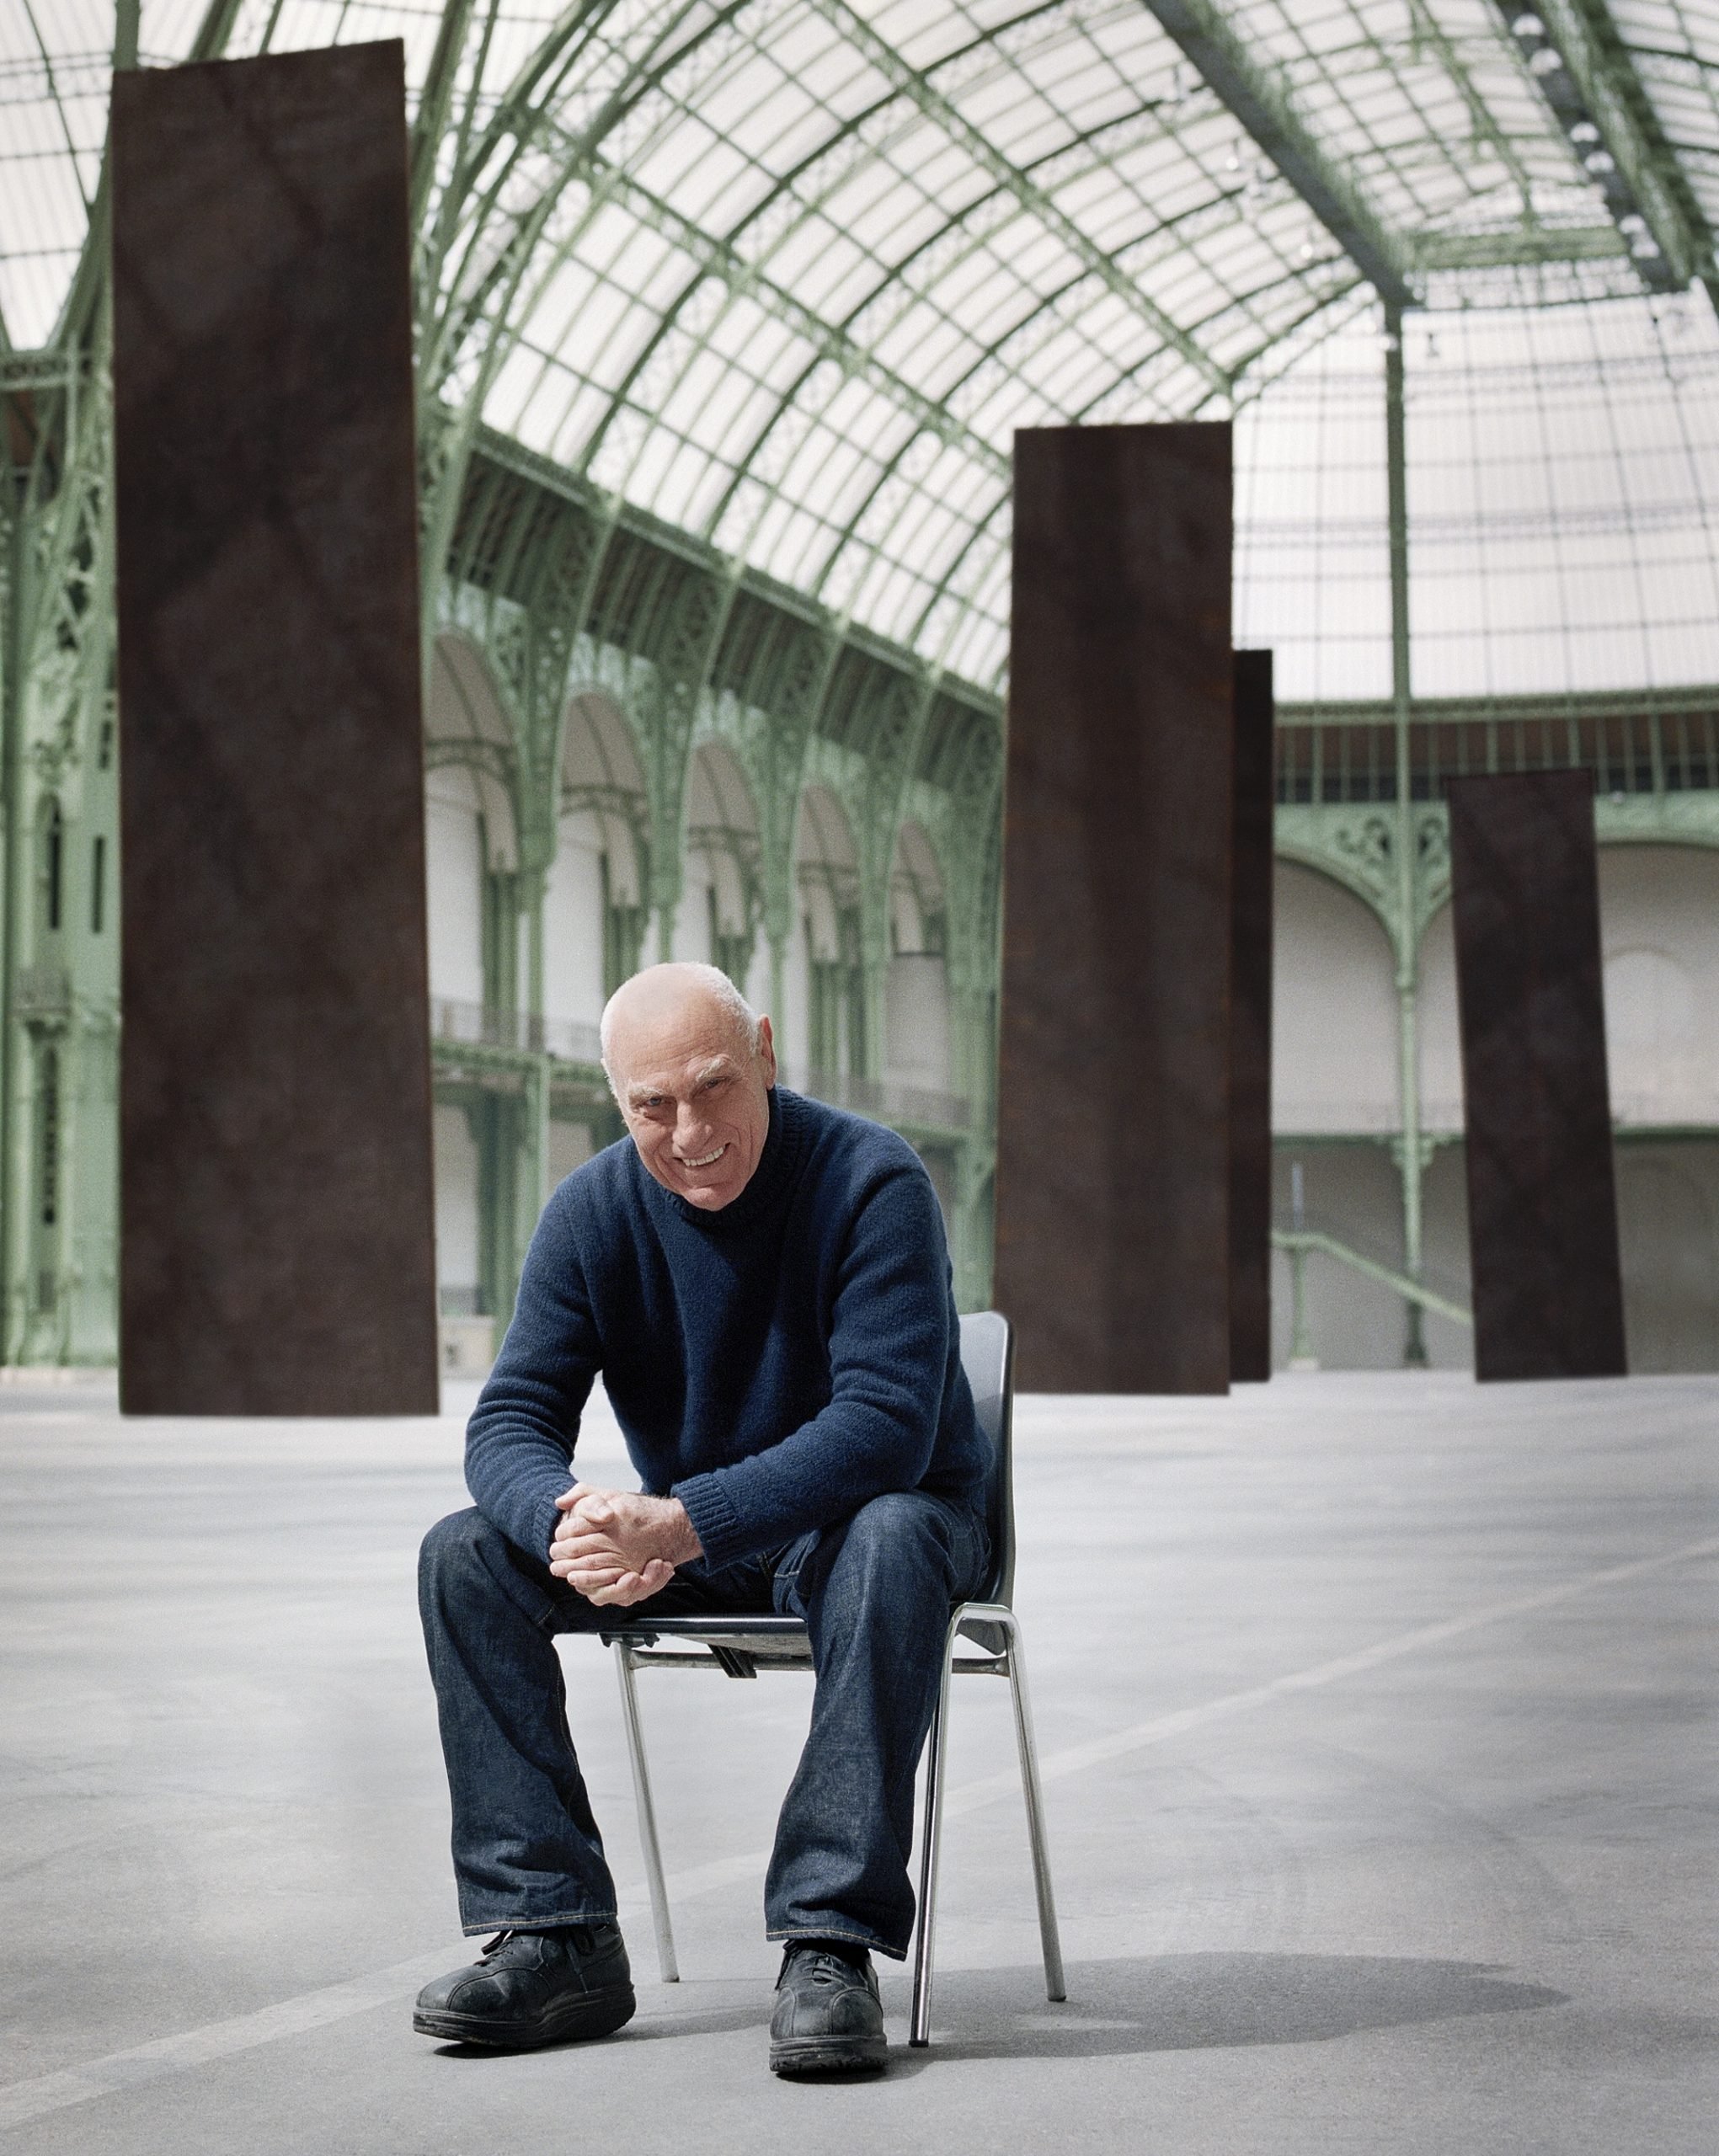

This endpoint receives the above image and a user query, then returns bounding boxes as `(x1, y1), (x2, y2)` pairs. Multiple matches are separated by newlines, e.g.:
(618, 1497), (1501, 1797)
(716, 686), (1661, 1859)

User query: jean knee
(839, 1491), (950, 1579)
(419, 1506), (500, 1592)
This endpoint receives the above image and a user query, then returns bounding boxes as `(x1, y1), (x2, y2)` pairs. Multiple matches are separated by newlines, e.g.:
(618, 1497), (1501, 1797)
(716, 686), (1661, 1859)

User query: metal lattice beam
(1495, 0), (1716, 297)
(1140, 0), (1417, 312)
(803, 0), (1233, 396)
(539, 138), (1011, 487)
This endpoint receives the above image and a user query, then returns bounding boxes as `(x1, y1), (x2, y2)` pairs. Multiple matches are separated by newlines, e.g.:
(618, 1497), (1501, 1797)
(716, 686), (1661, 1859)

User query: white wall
(1599, 847), (1719, 1128)
(670, 851), (714, 966)
(783, 900), (812, 1079)
(885, 955), (952, 1088)
(1273, 862), (1399, 1134)
(1414, 843), (1719, 1136)
(549, 1118), (598, 1185)
(432, 1102), (480, 1305)
(424, 776), (484, 1006)
(1616, 1144), (1719, 1371)
(1417, 905), (1462, 1133)
(543, 810), (606, 1027)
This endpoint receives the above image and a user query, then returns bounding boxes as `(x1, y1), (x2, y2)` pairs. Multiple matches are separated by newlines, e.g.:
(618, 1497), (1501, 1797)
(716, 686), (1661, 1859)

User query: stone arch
(885, 819), (953, 1091)
(426, 632), (519, 869)
(423, 638), (521, 1007)
(1273, 859), (1400, 1136)
(548, 689), (650, 1017)
(889, 818), (945, 957)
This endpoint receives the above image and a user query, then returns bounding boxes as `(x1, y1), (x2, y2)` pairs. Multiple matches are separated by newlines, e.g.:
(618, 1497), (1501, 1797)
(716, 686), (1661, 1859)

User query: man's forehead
(619, 1040), (742, 1099)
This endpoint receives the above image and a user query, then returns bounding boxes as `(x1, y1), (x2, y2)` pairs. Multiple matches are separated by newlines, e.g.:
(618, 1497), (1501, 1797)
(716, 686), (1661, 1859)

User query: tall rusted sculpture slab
(996, 424), (1233, 1392)
(111, 43), (439, 1414)
(1230, 649), (1274, 1382)
(1447, 771), (1626, 1381)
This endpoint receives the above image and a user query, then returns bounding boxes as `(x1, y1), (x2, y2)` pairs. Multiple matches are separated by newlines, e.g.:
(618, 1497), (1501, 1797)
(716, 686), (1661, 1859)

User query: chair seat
(598, 1613), (810, 1644)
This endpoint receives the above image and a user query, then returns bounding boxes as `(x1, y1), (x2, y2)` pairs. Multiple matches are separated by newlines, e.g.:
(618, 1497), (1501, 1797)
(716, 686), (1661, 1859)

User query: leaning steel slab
(111, 42), (438, 1414)
(996, 423), (1234, 1393)
(1446, 769), (1626, 1381)
(1230, 649), (1274, 1384)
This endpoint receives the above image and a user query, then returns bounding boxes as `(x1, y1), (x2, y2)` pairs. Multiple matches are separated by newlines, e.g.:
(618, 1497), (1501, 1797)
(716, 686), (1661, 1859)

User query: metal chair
(598, 1308), (1065, 2046)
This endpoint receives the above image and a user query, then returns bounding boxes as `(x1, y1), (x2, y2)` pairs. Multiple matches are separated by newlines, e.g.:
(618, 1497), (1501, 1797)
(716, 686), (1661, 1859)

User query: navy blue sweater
(464, 1086), (989, 1570)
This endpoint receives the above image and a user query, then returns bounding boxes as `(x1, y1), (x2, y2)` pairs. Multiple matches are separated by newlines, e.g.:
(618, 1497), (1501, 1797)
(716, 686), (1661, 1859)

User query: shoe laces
(481, 1925), (595, 1958)
(782, 1945), (866, 1987)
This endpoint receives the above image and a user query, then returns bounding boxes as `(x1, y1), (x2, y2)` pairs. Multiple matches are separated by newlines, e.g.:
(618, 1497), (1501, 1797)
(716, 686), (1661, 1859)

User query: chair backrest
(958, 1310), (1015, 1607)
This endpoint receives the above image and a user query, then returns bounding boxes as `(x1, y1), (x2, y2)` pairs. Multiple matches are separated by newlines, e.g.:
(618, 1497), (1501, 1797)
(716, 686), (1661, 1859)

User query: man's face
(610, 992), (777, 1212)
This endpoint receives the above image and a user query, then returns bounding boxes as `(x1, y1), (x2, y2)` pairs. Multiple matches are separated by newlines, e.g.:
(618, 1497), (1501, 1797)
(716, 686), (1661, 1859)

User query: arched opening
(549, 689), (649, 1023)
(677, 739), (764, 1003)
(1273, 862), (1399, 1135)
(791, 785), (862, 1085)
(1616, 1149), (1719, 1372)
(1270, 862), (1431, 1370)
(425, 634), (519, 1009)
(1597, 846), (1719, 1128)
(884, 819), (952, 1094)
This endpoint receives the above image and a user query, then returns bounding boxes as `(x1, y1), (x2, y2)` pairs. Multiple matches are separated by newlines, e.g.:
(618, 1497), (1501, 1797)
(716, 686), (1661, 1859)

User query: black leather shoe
(413, 1924), (635, 2049)
(769, 1944), (887, 2075)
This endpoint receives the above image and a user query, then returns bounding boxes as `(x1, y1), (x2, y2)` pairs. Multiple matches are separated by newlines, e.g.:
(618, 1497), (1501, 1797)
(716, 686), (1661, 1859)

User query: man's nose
(675, 1100), (712, 1151)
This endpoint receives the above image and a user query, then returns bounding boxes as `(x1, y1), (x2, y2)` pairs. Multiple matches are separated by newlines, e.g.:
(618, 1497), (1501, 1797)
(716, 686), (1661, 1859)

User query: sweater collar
(643, 1083), (806, 1234)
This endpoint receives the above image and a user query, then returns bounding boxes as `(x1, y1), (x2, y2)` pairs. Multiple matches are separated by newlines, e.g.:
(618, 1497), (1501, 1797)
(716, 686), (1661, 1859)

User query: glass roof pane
(2, 0), (1713, 702)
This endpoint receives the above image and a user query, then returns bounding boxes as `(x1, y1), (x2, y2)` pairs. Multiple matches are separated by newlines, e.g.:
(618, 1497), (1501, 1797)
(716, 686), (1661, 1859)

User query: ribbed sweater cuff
(672, 1470), (749, 1571)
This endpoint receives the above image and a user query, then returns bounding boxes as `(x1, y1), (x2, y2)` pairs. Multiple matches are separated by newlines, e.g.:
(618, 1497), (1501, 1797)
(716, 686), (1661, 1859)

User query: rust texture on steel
(1230, 648), (1274, 1383)
(111, 41), (439, 1413)
(996, 423), (1234, 1393)
(1446, 770), (1626, 1382)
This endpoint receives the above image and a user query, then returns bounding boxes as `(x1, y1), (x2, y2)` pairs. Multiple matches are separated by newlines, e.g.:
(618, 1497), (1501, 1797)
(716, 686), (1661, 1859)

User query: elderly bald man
(414, 962), (990, 2075)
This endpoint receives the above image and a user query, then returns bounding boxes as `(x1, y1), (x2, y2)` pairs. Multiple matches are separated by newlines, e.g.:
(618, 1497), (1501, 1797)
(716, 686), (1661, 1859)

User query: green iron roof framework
(3, 0), (1719, 696)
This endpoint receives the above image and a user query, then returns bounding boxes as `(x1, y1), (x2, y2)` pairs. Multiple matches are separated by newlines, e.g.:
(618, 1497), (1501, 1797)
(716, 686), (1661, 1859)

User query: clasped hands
(548, 1484), (702, 1607)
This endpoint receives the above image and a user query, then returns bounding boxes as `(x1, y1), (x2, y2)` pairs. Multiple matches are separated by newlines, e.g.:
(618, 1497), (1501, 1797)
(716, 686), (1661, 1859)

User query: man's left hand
(549, 1485), (702, 1606)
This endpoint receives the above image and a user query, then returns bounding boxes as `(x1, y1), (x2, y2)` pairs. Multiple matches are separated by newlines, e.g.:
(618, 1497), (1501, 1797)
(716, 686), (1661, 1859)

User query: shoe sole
(414, 1982), (636, 2050)
(769, 2035), (888, 2077)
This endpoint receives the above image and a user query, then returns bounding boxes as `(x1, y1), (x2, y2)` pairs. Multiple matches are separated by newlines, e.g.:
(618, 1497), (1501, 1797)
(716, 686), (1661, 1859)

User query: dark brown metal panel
(1230, 649), (1274, 1383)
(111, 43), (439, 1415)
(1446, 770), (1626, 1382)
(996, 423), (1233, 1393)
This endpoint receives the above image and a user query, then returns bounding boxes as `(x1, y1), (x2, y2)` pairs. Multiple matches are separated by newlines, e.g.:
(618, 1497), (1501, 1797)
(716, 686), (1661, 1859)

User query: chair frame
(598, 1311), (1065, 2047)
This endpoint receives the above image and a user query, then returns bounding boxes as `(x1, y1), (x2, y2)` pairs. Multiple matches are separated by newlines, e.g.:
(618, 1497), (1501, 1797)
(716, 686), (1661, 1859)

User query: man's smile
(680, 1143), (728, 1168)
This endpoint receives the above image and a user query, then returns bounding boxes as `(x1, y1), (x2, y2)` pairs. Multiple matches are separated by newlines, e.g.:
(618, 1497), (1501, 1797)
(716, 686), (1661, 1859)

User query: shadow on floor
(892, 1951), (1569, 2068)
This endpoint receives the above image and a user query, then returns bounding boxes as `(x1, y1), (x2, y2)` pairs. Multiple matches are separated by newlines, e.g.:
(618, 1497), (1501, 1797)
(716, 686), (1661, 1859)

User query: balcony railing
(1276, 703), (1719, 808)
(428, 1009), (974, 1134)
(798, 1068), (971, 1132)
(431, 999), (602, 1065)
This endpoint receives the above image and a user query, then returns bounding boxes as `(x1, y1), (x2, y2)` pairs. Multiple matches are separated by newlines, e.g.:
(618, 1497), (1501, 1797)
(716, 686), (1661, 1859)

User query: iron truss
(3, 0), (1718, 689)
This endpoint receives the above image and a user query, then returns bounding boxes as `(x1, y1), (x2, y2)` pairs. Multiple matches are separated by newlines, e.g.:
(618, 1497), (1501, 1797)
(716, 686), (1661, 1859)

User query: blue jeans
(418, 1491), (988, 1961)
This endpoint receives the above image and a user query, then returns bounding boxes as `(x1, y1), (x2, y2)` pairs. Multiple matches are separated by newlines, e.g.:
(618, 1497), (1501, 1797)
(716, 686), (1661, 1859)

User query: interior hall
(0, 3), (1713, 2152)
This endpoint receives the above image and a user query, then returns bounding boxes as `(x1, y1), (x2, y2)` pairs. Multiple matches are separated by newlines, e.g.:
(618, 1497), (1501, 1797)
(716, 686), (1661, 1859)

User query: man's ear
(756, 1012), (778, 1086)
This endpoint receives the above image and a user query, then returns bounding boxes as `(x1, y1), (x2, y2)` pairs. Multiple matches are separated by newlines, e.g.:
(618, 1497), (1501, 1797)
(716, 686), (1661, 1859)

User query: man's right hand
(548, 1485), (687, 1606)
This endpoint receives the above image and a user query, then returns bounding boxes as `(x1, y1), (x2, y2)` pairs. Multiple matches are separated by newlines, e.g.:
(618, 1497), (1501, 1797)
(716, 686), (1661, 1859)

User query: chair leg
(612, 1641), (679, 1983)
(1001, 1614), (1065, 2003)
(909, 1617), (960, 2047)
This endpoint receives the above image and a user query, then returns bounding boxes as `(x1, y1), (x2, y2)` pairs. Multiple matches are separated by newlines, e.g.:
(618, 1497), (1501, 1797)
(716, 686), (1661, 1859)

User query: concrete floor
(0, 1369), (1714, 2153)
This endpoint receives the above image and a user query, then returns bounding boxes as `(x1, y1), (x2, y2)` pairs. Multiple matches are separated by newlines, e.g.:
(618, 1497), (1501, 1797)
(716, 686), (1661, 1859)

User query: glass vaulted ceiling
(3, 0), (1718, 696)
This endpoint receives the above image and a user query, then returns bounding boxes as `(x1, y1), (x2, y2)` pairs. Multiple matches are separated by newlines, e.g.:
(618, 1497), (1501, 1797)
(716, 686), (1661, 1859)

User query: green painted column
(1385, 303), (1428, 1368)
